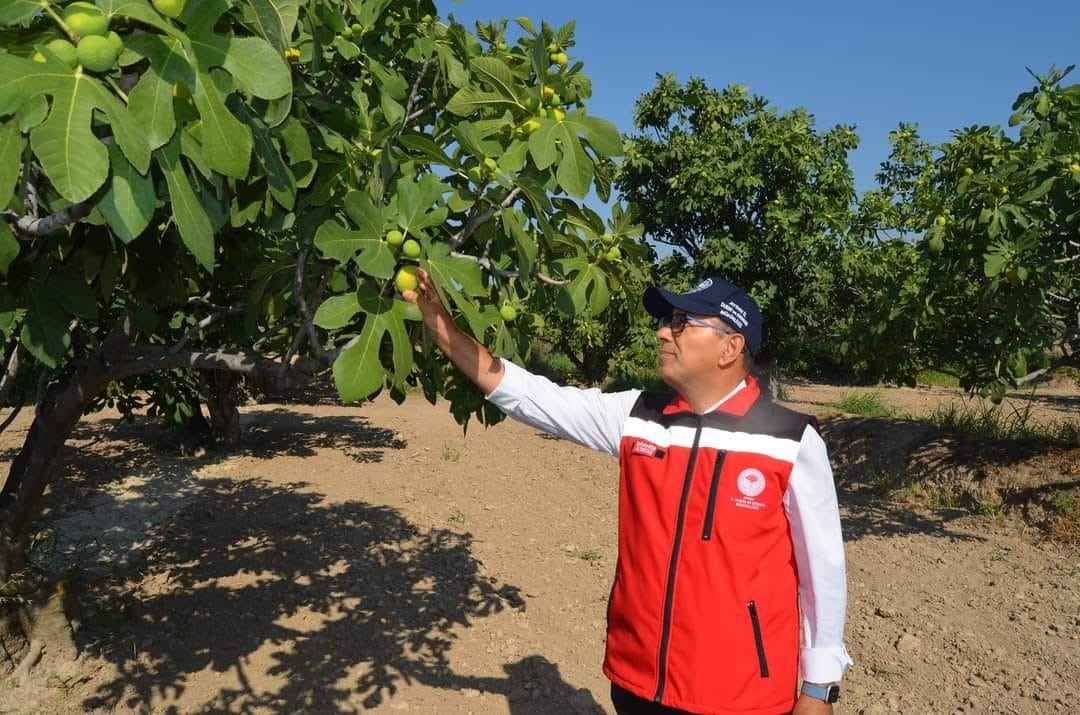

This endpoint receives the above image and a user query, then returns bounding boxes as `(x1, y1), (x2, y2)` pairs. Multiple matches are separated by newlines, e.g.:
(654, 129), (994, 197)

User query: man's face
(655, 311), (742, 388)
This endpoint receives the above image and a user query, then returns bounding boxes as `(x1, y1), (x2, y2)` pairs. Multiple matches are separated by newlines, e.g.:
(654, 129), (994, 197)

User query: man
(403, 271), (851, 714)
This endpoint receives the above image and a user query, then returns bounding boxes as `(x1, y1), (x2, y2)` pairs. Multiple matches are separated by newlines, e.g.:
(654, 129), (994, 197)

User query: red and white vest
(603, 378), (814, 714)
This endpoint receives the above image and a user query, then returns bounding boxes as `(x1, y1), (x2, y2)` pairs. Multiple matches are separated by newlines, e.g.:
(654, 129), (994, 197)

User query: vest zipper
(701, 450), (727, 540)
(747, 600), (770, 677)
(653, 416), (702, 703)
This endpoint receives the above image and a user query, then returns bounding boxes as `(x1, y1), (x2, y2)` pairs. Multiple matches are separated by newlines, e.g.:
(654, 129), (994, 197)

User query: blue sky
(448, 0), (1079, 193)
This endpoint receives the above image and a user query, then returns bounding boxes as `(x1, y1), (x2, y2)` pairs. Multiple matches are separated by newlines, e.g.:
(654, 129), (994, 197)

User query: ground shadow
(39, 410), (406, 518)
(821, 414), (1080, 543)
(835, 487), (984, 543)
(820, 416), (1000, 543)
(64, 408), (407, 464)
(821, 414), (1061, 477)
(0, 407), (600, 711)
(71, 475), (598, 712)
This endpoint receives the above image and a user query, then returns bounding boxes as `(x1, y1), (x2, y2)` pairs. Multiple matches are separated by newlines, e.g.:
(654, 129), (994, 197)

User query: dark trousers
(610, 683), (794, 715)
(610, 684), (691, 715)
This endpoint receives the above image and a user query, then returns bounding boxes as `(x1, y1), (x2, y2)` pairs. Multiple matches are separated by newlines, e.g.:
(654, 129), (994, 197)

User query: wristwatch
(800, 681), (840, 703)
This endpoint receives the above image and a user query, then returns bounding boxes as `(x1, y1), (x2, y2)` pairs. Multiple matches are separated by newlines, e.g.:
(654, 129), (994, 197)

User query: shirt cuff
(801, 646), (853, 683)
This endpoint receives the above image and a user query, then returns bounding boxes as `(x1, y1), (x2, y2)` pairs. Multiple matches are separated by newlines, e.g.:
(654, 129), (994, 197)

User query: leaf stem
(106, 76), (130, 103)
(42, 2), (77, 43)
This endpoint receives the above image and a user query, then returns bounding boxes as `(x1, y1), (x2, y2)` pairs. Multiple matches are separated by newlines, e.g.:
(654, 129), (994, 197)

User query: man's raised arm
(401, 268), (505, 395)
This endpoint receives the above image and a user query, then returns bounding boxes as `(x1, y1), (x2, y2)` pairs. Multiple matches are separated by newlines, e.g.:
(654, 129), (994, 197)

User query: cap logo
(687, 278), (713, 294)
(717, 301), (749, 330)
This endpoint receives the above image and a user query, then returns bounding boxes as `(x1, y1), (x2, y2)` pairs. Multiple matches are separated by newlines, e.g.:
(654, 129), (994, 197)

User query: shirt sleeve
(484, 359), (641, 457)
(783, 423), (854, 683)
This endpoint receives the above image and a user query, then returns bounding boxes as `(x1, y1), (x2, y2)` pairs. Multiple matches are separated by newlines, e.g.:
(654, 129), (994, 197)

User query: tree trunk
(0, 319), (132, 670)
(203, 370), (242, 448)
(0, 368), (111, 581)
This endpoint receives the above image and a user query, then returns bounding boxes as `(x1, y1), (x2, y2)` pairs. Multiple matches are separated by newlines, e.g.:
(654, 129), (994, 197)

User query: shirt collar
(663, 375), (761, 417)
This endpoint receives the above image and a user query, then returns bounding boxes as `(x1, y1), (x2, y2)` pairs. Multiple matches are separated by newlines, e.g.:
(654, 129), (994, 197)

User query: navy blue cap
(644, 277), (763, 357)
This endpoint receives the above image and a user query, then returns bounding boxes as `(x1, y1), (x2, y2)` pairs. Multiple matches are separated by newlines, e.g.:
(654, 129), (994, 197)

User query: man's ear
(716, 333), (747, 368)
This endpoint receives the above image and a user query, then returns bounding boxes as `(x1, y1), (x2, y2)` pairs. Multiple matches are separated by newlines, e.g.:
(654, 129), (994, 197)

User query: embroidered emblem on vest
(737, 468), (766, 497)
(733, 468), (767, 510)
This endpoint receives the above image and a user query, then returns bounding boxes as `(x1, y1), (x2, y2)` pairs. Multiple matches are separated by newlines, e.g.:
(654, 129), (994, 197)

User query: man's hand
(400, 268), (504, 394)
(792, 694), (833, 715)
(400, 268), (454, 338)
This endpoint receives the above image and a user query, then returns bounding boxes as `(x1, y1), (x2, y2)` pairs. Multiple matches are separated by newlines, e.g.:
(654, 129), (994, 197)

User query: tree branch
(294, 249), (332, 361)
(406, 102), (436, 125)
(1015, 352), (1080, 386)
(448, 251), (570, 286)
(0, 406), (21, 436)
(112, 346), (318, 384)
(277, 251), (333, 380)
(169, 305), (243, 355)
(448, 187), (523, 247)
(0, 338), (21, 409)
(2, 200), (95, 238)
(398, 59), (432, 137)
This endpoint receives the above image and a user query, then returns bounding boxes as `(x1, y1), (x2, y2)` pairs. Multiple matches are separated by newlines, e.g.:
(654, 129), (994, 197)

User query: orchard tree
(616, 75), (860, 372)
(847, 68), (1080, 397)
(530, 202), (654, 385)
(0, 0), (641, 659)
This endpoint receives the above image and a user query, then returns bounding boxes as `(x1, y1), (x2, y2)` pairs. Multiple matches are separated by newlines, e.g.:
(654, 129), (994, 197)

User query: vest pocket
(747, 600), (770, 677)
(700, 451), (726, 540)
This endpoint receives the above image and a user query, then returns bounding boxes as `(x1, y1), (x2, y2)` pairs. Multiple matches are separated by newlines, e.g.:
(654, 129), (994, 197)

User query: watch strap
(801, 681), (840, 703)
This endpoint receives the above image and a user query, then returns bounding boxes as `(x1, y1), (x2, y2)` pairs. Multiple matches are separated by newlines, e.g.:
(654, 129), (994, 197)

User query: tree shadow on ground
(835, 487), (984, 543)
(822, 414), (1080, 543)
(41, 410), (407, 519)
(821, 414), (1060, 477)
(72, 475), (600, 713)
(64, 408), (407, 464)
(822, 416), (998, 544)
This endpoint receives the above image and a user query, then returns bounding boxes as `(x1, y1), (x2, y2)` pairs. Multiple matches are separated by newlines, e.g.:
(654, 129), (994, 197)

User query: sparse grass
(927, 401), (1080, 446)
(831, 391), (895, 417)
(565, 547), (602, 562)
(867, 469), (898, 497)
(917, 369), (961, 387)
(974, 491), (1009, 518)
(47, 673), (74, 694)
(871, 663), (899, 679)
(1051, 365), (1080, 388)
(1047, 490), (1080, 544)
(448, 509), (467, 525)
(440, 442), (460, 462)
(894, 481), (961, 509)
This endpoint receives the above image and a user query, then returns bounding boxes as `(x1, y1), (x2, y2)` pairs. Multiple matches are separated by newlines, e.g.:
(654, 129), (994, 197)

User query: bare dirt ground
(1, 378), (1077, 714)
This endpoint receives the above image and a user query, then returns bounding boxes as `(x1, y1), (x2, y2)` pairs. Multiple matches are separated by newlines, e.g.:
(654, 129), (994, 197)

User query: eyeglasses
(658, 312), (736, 337)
